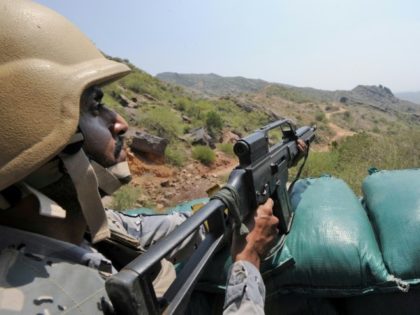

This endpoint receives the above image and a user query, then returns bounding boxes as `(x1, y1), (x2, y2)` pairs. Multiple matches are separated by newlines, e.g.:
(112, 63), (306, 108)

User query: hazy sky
(36, 0), (420, 92)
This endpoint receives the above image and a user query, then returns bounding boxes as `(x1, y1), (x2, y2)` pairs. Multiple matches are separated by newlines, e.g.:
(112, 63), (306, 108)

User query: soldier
(0, 1), (279, 314)
(223, 198), (278, 314)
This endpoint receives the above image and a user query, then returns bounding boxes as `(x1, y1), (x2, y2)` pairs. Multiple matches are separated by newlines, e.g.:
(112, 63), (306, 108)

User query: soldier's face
(79, 86), (128, 167)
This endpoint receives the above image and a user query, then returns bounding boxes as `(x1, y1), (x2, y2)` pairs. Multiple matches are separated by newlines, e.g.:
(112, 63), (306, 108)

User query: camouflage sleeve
(223, 261), (266, 315)
(106, 210), (205, 263)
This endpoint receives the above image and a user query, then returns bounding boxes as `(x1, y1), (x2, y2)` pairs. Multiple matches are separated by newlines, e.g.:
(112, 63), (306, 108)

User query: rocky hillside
(103, 58), (420, 210)
(156, 73), (420, 116)
(156, 72), (269, 96)
(339, 85), (419, 114)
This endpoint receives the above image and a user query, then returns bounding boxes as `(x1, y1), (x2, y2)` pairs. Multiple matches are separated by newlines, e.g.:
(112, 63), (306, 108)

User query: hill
(157, 73), (420, 115)
(156, 72), (269, 96)
(102, 58), (420, 209)
(396, 91), (420, 105)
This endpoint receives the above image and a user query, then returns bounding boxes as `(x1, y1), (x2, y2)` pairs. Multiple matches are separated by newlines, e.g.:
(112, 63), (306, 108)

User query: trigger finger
(261, 198), (274, 215)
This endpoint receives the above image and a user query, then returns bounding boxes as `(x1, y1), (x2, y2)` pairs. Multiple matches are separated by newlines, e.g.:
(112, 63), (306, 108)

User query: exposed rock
(158, 198), (170, 206)
(143, 93), (157, 101)
(234, 100), (255, 112)
(185, 127), (215, 148)
(336, 85), (418, 113)
(221, 130), (241, 144)
(182, 115), (192, 123)
(339, 97), (348, 104)
(117, 93), (138, 108)
(131, 131), (169, 157)
(164, 191), (175, 199)
(156, 203), (165, 210)
(160, 180), (170, 187)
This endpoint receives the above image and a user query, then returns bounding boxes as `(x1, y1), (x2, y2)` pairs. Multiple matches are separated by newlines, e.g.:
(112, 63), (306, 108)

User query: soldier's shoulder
(0, 225), (111, 314)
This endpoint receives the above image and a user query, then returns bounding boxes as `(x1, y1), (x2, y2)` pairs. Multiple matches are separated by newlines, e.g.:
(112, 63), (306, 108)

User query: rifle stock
(106, 119), (316, 314)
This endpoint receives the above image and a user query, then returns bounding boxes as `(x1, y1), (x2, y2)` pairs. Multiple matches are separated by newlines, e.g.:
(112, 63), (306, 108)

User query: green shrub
(298, 131), (420, 194)
(343, 111), (352, 121)
(165, 145), (186, 167)
(111, 185), (141, 211)
(192, 145), (215, 165)
(217, 143), (235, 157)
(315, 111), (326, 122)
(140, 107), (182, 140)
(206, 111), (223, 130)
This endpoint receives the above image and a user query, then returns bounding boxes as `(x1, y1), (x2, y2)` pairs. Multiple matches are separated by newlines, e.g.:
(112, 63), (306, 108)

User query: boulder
(234, 101), (255, 112)
(221, 130), (240, 144)
(130, 131), (169, 157)
(143, 93), (157, 102)
(185, 127), (215, 148)
(116, 93), (138, 108)
(182, 115), (192, 123)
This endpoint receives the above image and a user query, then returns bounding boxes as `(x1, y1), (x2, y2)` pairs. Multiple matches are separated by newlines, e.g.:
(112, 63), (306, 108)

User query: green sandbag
(197, 176), (400, 297)
(362, 169), (420, 282)
(265, 176), (396, 296)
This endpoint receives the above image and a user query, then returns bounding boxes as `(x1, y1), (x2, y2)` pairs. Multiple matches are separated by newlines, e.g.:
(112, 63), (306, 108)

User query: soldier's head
(80, 86), (129, 168)
(0, 0), (131, 242)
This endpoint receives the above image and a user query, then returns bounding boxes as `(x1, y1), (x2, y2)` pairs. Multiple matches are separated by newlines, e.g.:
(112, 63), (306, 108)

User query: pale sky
(36, 0), (420, 92)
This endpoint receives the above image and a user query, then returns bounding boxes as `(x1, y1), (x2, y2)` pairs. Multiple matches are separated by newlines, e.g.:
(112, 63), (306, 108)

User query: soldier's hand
(291, 138), (308, 166)
(297, 138), (308, 154)
(231, 198), (279, 269)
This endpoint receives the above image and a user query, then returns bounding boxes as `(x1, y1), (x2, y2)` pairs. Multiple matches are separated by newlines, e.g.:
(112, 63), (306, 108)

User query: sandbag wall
(265, 176), (402, 297)
(342, 168), (420, 314)
(192, 170), (420, 314)
(362, 169), (420, 283)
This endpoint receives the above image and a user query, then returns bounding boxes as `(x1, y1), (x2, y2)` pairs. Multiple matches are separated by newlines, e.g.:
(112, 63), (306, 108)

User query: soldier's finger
(258, 198), (274, 216)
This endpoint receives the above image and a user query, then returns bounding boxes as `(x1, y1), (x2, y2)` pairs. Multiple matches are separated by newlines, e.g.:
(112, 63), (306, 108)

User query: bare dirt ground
(127, 109), (356, 209)
(316, 106), (356, 152)
(127, 149), (237, 210)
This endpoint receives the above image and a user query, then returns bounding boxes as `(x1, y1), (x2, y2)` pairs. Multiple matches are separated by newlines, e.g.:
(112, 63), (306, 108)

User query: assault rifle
(106, 119), (316, 315)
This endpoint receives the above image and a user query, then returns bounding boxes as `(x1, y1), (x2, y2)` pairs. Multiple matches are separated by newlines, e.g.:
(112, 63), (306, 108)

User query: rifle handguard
(210, 184), (249, 236)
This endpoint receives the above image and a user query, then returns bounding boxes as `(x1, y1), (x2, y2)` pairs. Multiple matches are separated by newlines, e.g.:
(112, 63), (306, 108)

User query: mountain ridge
(156, 72), (420, 115)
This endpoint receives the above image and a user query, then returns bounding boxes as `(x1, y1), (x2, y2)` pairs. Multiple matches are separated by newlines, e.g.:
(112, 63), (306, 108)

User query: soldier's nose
(112, 113), (128, 136)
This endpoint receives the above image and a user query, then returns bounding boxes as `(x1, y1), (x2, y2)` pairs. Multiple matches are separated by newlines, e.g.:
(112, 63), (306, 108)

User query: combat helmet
(0, 0), (131, 242)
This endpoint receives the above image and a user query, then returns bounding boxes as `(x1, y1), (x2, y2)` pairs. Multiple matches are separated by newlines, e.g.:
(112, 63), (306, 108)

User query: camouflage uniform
(106, 209), (206, 263)
(0, 208), (204, 314)
(223, 261), (266, 315)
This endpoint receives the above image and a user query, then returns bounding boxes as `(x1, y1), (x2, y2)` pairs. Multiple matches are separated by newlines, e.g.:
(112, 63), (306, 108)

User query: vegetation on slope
(105, 57), (420, 198)
(294, 130), (420, 194)
(102, 59), (272, 170)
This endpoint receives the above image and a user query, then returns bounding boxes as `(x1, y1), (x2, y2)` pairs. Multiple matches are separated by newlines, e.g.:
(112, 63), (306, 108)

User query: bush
(343, 111), (351, 121)
(315, 111), (326, 122)
(206, 111), (223, 130)
(111, 185), (141, 211)
(299, 131), (420, 194)
(192, 145), (216, 165)
(165, 145), (186, 167)
(140, 107), (182, 140)
(217, 143), (235, 157)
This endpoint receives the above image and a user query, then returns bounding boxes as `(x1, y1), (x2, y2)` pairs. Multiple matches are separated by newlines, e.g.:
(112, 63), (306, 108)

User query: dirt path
(316, 106), (355, 152)
(125, 108), (356, 208)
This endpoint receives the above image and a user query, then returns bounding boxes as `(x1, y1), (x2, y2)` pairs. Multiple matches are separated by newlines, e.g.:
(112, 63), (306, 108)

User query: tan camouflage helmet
(0, 0), (130, 191)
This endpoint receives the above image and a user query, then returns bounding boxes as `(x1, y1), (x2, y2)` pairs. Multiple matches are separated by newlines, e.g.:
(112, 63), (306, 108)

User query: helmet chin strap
(11, 131), (131, 244)
(59, 149), (110, 243)
(90, 160), (132, 196)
